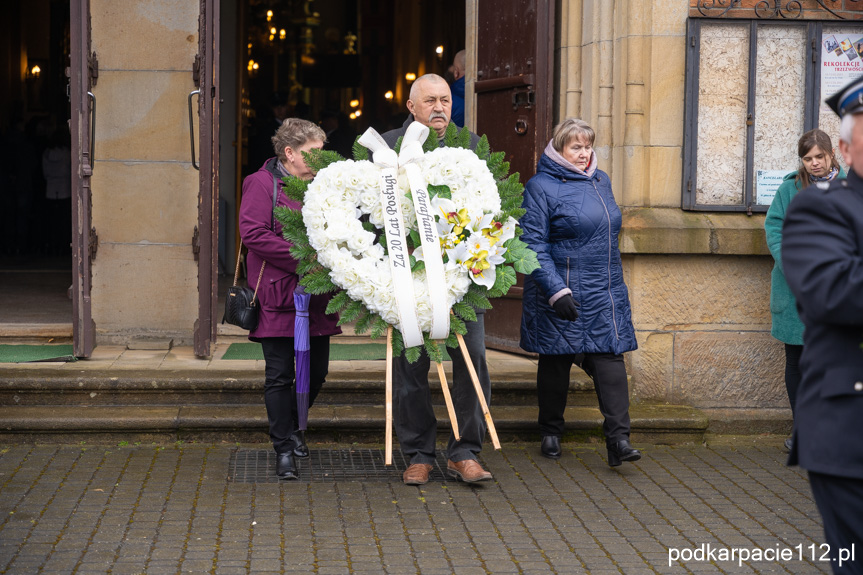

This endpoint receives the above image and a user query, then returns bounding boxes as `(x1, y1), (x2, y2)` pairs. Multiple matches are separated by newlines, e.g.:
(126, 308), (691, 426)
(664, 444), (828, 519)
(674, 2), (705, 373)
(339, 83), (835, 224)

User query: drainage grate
(228, 448), (458, 483)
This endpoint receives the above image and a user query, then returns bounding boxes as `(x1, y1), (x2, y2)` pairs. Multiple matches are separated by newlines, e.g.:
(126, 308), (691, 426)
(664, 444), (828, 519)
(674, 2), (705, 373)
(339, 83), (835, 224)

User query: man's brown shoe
(447, 459), (493, 483)
(403, 463), (433, 485)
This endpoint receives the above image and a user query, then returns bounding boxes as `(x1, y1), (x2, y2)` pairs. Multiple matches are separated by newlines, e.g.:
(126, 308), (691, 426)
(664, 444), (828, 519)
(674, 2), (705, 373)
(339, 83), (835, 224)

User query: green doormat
(221, 342), (451, 361)
(0, 345), (77, 363)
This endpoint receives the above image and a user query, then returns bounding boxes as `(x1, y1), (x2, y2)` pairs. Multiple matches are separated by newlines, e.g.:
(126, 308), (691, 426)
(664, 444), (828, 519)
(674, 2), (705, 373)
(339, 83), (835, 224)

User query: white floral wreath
(274, 123), (538, 361)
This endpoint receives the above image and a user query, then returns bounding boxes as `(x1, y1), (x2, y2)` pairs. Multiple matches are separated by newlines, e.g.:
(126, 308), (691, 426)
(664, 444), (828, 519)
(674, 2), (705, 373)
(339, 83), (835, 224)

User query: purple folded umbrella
(294, 285), (311, 431)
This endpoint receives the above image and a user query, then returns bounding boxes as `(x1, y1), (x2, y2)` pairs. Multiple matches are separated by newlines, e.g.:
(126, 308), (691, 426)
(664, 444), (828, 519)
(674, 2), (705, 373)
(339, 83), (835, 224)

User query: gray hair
(840, 112), (857, 144)
(551, 118), (595, 153)
(409, 74), (448, 102)
(271, 118), (326, 162)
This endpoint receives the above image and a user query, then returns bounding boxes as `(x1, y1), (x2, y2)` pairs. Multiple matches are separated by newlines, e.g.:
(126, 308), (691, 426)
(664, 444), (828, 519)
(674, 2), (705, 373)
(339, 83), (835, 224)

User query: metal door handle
(188, 89), (200, 170)
(515, 119), (528, 135)
(87, 91), (96, 167)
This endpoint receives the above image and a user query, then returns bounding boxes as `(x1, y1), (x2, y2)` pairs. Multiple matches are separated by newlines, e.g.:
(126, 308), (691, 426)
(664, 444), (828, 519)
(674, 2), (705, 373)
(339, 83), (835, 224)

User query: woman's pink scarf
(544, 140), (597, 178)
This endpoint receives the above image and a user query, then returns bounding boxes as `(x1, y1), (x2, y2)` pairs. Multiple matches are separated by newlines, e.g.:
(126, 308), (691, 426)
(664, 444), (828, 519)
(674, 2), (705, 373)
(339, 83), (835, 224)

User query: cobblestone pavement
(0, 441), (833, 575)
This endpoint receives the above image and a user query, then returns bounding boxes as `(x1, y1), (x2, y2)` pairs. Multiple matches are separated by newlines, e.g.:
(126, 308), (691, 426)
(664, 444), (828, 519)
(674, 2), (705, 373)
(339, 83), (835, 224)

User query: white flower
(301, 140), (507, 335)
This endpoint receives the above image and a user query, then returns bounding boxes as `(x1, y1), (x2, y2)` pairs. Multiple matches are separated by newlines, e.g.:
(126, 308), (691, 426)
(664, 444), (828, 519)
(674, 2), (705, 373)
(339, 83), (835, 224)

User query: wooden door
(475, 0), (555, 353)
(193, 0), (221, 357)
(70, 0), (96, 358)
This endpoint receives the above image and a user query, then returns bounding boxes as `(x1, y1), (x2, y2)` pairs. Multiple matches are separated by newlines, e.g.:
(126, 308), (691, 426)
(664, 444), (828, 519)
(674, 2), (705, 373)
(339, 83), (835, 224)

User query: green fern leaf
(452, 301), (478, 323)
(325, 291), (351, 315)
(280, 177), (308, 203)
(443, 122), (459, 148)
(300, 268), (338, 294)
(391, 328), (405, 357)
(302, 148), (343, 173)
(352, 136), (369, 161)
(424, 334), (443, 364)
(449, 314), (467, 335)
(463, 288), (493, 310)
(354, 309), (374, 334)
(445, 332), (459, 349)
(405, 345), (422, 363)
(474, 135), (491, 160)
(337, 300), (366, 325)
(455, 125), (471, 149)
(422, 129), (438, 153)
(370, 316), (389, 340)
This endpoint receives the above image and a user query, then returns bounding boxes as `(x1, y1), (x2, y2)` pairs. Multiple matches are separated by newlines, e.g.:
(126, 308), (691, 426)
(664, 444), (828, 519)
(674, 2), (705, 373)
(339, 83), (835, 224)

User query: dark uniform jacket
(782, 168), (863, 479)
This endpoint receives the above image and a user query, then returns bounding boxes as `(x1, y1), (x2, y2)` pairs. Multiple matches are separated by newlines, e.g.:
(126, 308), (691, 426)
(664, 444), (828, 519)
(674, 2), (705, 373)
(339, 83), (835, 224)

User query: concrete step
(0, 402), (708, 445)
(0, 364), (599, 408)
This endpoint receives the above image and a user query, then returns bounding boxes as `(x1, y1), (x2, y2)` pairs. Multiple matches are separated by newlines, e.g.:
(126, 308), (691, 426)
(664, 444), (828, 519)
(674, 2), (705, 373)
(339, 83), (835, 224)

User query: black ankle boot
(540, 436), (562, 459)
(276, 453), (298, 480)
(607, 439), (641, 467)
(292, 431), (309, 458)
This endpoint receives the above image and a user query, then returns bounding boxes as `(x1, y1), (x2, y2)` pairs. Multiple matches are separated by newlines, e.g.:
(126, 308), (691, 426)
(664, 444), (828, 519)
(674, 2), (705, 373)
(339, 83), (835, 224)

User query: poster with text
(756, 170), (790, 206)
(822, 32), (863, 115)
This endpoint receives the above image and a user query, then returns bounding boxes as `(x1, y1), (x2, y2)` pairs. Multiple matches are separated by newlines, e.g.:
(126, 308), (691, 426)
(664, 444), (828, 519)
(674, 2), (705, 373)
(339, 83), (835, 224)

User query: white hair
(840, 113), (856, 144)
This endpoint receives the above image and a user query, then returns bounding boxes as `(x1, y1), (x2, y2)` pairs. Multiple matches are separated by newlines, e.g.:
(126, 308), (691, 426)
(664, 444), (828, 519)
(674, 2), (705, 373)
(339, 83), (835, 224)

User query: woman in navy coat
(239, 118), (341, 479)
(519, 118), (640, 466)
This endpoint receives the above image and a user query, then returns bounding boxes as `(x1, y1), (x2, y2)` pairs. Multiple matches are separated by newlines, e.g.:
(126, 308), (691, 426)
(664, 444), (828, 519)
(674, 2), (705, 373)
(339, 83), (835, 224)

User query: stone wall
(560, 1), (789, 413)
(626, 254), (785, 409)
(89, 0), (200, 345)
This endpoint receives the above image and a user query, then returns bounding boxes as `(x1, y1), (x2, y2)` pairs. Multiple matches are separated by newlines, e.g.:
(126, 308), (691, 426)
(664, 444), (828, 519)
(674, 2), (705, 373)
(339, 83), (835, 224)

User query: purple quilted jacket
(238, 158), (341, 340)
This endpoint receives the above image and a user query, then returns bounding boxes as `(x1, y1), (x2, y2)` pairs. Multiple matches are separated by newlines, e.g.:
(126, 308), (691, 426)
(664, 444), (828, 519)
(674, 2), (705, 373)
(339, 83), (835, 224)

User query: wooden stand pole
(435, 361), (460, 440)
(385, 326), (393, 465)
(455, 332), (501, 450)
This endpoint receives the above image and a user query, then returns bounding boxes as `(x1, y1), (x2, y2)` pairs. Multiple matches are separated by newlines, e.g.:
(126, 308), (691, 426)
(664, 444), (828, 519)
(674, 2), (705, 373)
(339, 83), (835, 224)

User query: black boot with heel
(540, 436), (562, 459)
(607, 439), (641, 467)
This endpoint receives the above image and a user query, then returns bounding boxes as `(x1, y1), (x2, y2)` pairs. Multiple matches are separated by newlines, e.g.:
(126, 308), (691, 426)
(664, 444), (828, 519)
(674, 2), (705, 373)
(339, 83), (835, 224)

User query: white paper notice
(756, 169), (791, 206)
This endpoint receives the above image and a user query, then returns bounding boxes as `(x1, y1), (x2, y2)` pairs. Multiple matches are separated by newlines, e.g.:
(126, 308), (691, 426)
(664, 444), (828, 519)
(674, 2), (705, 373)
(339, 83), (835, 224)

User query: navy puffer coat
(519, 153), (637, 356)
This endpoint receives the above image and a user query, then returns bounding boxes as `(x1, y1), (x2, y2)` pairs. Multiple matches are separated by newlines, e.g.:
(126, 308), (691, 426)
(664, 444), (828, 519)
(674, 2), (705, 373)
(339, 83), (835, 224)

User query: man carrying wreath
(378, 73), (493, 485)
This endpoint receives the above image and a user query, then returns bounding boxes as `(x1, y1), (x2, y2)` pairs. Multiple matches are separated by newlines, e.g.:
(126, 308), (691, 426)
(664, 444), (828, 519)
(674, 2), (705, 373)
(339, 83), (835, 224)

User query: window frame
(682, 18), (830, 213)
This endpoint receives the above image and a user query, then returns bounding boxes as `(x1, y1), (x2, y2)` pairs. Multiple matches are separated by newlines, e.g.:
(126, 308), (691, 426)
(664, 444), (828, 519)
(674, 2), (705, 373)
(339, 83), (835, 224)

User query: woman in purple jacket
(239, 118), (341, 480)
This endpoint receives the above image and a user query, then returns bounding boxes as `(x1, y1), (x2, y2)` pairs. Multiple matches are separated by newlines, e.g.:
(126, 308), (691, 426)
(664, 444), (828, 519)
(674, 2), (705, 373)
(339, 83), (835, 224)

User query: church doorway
(217, 0), (466, 303)
(0, 0), (73, 338)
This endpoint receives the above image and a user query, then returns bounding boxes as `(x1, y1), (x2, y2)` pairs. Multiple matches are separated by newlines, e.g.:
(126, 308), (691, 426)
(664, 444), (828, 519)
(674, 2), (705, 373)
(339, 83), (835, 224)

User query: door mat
(228, 448), (459, 483)
(221, 342), (451, 361)
(0, 345), (77, 363)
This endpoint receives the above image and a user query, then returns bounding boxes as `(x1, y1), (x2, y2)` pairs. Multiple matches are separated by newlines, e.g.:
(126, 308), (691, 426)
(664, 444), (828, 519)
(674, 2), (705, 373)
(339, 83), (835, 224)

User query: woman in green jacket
(765, 128), (843, 451)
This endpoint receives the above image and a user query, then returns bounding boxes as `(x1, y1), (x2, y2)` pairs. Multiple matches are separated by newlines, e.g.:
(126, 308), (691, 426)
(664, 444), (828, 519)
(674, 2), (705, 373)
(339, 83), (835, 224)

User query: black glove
(552, 294), (579, 321)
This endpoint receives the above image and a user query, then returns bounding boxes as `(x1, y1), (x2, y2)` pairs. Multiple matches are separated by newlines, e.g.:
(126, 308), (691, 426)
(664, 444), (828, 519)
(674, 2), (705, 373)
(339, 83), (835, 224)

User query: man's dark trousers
(392, 312), (490, 465)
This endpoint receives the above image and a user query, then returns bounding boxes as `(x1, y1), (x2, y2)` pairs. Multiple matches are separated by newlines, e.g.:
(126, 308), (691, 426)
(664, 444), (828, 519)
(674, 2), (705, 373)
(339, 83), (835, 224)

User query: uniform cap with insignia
(825, 74), (863, 118)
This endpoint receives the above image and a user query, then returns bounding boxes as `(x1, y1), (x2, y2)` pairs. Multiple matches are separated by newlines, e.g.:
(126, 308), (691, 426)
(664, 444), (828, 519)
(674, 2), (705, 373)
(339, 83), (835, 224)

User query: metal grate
(228, 448), (458, 483)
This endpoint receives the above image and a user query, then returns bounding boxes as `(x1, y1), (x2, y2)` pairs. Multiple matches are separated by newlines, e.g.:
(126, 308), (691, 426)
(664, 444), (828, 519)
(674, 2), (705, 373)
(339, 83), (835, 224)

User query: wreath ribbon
(357, 127), (423, 347)
(398, 124), (450, 340)
(356, 123), (450, 344)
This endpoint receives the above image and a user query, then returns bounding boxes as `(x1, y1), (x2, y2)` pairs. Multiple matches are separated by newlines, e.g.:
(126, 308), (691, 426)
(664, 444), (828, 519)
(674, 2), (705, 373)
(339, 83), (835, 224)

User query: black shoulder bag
(223, 175), (279, 330)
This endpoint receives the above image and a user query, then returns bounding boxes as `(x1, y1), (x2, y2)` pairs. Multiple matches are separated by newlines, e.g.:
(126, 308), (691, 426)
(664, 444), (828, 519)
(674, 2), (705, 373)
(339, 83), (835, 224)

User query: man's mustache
(429, 112), (449, 122)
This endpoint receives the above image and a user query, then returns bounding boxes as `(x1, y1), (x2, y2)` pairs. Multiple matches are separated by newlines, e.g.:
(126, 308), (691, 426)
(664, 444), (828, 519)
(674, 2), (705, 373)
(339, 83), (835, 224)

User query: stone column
(558, 0), (583, 120)
(619, 0), (646, 207)
(89, 0), (200, 345)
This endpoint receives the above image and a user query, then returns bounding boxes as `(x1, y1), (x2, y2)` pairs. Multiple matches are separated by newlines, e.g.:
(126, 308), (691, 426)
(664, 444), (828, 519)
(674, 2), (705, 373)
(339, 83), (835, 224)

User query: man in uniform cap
(782, 76), (863, 573)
